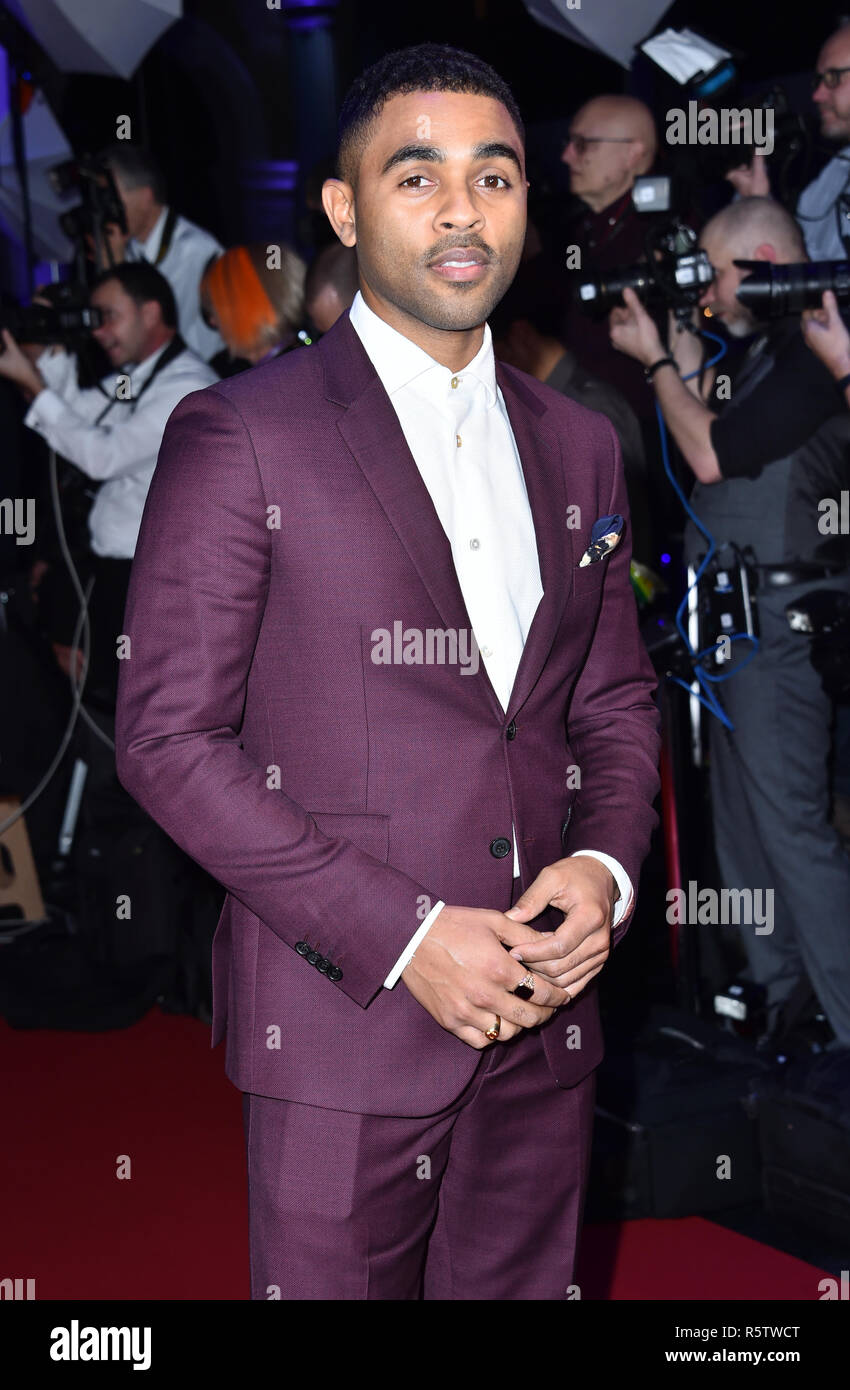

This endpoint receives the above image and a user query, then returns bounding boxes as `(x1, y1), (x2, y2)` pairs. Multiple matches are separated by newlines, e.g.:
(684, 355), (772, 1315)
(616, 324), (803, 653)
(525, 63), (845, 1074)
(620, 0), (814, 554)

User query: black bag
(586, 1006), (771, 1221)
(759, 1050), (850, 1245)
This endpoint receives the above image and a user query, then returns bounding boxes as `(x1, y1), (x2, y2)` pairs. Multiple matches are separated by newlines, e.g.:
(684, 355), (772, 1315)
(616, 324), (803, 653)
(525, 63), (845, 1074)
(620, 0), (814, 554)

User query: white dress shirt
(25, 340), (218, 558)
(797, 147), (850, 260)
(345, 291), (633, 988)
(126, 206), (225, 361)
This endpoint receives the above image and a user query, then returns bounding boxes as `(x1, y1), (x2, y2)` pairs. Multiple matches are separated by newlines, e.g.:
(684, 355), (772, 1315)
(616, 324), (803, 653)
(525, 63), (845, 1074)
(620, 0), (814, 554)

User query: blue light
(660, 552), (671, 565)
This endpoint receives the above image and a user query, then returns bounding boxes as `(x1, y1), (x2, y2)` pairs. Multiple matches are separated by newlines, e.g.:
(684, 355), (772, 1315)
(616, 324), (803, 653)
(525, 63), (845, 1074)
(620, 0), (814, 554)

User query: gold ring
(484, 1015), (501, 1041)
(513, 972), (535, 1000)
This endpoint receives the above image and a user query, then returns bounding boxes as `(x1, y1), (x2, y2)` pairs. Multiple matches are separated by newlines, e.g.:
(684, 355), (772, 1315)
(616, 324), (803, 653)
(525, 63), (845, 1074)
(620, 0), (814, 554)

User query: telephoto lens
(734, 260), (850, 315)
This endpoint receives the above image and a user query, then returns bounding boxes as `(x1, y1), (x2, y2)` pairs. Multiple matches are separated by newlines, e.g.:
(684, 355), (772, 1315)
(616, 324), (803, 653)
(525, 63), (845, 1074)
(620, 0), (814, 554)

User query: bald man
(563, 95), (657, 216)
(610, 195), (850, 1050)
(551, 94), (664, 431)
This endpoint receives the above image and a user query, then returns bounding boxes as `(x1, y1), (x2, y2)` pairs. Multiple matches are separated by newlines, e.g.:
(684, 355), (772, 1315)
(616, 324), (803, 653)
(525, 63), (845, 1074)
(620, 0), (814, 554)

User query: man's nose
(435, 186), (484, 229)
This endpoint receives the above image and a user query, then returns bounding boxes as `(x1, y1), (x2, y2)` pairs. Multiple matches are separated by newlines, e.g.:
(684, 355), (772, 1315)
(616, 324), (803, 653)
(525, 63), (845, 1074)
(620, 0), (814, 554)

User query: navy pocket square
(578, 513), (624, 567)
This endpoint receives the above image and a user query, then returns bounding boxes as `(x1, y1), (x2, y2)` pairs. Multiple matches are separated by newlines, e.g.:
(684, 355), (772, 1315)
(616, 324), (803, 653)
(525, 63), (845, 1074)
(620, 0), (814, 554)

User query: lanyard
(153, 206), (179, 267)
(94, 334), (186, 425)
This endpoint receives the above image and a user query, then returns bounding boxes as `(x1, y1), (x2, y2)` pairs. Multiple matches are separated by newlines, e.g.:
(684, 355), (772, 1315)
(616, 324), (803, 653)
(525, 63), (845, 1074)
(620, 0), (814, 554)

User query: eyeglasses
(564, 133), (637, 157)
(811, 66), (850, 90)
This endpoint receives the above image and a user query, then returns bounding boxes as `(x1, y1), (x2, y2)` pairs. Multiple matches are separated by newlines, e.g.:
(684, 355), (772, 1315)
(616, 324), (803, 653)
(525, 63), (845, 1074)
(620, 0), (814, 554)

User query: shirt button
(451, 376), (459, 388)
(456, 434), (462, 447)
(482, 645), (493, 658)
(470, 538), (480, 550)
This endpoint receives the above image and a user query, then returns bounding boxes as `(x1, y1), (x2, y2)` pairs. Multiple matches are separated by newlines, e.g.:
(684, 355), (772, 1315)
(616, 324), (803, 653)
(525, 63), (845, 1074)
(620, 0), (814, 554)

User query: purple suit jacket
(115, 307), (661, 1117)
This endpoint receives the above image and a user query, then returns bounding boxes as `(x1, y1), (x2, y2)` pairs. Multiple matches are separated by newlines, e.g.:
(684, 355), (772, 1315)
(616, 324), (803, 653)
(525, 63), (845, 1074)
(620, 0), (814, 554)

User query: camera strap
(94, 333), (187, 425)
(153, 207), (179, 267)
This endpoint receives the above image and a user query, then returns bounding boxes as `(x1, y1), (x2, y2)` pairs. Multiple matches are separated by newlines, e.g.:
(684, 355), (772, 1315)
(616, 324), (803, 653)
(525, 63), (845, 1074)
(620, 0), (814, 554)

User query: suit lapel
(495, 360), (572, 722)
(323, 311), (572, 723)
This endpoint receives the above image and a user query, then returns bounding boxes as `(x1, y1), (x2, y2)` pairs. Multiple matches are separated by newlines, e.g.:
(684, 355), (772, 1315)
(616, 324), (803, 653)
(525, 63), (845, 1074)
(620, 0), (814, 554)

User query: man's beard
(820, 113), (850, 143)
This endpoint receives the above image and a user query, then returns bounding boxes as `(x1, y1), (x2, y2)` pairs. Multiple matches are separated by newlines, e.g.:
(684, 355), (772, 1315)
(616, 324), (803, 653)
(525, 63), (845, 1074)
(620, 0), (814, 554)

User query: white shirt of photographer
(24, 340), (217, 558)
(346, 291), (633, 988)
(126, 205), (225, 362)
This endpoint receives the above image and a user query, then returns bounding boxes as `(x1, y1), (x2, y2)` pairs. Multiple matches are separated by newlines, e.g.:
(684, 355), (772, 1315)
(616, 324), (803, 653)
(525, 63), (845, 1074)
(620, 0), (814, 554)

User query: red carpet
(0, 1009), (831, 1300)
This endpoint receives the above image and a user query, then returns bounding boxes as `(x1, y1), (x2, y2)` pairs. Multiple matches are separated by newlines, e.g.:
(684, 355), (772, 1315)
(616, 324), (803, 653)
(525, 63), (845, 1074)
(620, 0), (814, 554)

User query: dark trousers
(38, 552), (133, 708)
(85, 556), (133, 706)
(709, 576), (850, 1042)
(241, 879), (597, 1300)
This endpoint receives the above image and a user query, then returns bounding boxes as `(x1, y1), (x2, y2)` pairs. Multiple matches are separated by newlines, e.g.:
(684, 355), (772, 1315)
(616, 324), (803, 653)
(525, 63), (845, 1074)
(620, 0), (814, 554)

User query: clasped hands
(401, 857), (616, 1050)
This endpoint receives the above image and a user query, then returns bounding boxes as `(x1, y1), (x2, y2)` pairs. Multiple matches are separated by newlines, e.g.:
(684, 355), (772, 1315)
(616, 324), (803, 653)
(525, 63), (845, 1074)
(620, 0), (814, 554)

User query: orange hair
(201, 246), (279, 358)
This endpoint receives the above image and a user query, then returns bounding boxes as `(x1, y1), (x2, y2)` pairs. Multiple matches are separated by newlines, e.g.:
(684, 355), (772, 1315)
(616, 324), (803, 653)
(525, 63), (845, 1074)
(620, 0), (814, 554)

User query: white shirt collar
(114, 337), (174, 385)
(348, 289), (498, 408)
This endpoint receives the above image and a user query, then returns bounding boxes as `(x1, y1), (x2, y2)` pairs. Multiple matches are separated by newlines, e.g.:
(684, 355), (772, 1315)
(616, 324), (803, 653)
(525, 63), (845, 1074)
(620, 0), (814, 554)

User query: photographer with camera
(609, 195), (850, 1048)
(0, 262), (217, 704)
(556, 95), (660, 421)
(728, 22), (850, 263)
(95, 145), (224, 363)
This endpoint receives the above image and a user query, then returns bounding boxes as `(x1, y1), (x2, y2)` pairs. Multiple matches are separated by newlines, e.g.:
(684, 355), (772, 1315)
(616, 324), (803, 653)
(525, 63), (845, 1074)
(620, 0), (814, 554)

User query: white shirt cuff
(570, 850), (633, 927)
(383, 899), (446, 988)
(24, 385), (68, 431)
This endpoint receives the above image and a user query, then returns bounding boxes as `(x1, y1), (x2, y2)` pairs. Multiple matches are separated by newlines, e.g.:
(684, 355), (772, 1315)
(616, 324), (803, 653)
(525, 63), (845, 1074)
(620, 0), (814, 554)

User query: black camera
(734, 259), (850, 316)
(1, 302), (102, 344)
(695, 86), (808, 187)
(576, 177), (713, 319)
(47, 156), (126, 272)
(0, 290), (102, 346)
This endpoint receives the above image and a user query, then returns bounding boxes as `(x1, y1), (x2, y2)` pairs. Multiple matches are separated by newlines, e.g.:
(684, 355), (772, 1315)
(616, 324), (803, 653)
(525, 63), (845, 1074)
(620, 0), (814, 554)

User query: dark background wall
(4, 0), (850, 273)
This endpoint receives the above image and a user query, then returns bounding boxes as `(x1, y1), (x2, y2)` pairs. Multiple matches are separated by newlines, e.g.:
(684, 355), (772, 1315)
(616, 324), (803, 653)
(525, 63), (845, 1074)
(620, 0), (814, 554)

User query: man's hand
(609, 286), (666, 367)
(503, 857), (615, 997)
(400, 905), (573, 1049)
(801, 290), (850, 380)
(725, 152), (771, 199)
(52, 641), (85, 682)
(0, 328), (45, 401)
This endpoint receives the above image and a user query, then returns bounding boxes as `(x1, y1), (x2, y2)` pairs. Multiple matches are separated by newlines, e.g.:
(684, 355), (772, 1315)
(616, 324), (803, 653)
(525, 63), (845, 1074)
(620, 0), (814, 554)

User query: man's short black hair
(92, 261), (178, 330)
(98, 143), (167, 204)
(336, 42), (525, 192)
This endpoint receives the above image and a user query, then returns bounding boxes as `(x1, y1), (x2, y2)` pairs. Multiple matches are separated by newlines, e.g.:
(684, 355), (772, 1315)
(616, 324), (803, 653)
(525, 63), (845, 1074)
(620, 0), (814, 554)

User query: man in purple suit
(116, 43), (661, 1300)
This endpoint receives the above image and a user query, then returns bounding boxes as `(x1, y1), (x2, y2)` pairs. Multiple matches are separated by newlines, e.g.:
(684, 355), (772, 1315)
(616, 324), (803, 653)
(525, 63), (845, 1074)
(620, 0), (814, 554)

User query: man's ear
(753, 242), (779, 264)
(322, 178), (356, 249)
(140, 300), (161, 334)
(627, 140), (647, 177)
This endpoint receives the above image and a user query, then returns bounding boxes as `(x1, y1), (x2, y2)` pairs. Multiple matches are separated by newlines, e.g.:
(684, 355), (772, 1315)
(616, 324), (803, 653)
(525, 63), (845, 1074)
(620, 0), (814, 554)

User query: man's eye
(479, 174), (511, 189)
(400, 174), (432, 188)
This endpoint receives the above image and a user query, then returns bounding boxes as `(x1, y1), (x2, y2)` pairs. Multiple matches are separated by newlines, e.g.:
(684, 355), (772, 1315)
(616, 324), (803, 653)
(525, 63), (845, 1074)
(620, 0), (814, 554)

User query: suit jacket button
(506, 720), (517, 740)
(307, 950), (320, 966)
(489, 837), (512, 859)
(316, 957), (330, 974)
(328, 966), (343, 982)
(295, 941), (310, 956)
